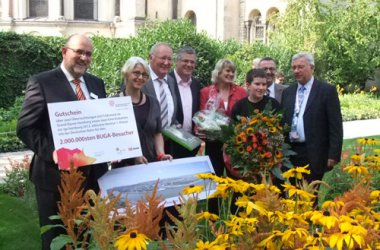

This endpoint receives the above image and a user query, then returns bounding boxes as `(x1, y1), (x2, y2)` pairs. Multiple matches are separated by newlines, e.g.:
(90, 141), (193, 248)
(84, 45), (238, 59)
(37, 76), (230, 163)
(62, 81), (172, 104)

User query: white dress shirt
(174, 70), (193, 132)
(295, 76), (314, 142)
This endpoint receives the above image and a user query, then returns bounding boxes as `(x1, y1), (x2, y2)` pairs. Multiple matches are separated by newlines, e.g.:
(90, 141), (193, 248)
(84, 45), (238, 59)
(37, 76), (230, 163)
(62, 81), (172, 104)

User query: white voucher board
(47, 96), (141, 169)
(98, 156), (217, 208)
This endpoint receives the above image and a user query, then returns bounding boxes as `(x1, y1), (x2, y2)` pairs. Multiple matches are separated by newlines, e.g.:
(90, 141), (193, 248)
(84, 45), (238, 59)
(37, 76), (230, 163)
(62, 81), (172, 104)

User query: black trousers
(35, 186), (65, 250)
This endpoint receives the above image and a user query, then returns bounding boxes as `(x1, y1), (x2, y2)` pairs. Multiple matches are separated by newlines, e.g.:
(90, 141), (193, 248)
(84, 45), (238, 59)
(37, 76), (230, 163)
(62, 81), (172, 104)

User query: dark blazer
(168, 71), (201, 127)
(273, 83), (287, 104)
(142, 74), (178, 125)
(17, 66), (108, 192)
(281, 78), (343, 175)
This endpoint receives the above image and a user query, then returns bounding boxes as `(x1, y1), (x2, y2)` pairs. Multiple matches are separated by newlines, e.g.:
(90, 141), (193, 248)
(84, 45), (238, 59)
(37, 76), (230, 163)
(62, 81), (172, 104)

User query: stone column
(12, 0), (27, 20)
(48, 0), (62, 20)
(1, 0), (12, 20)
(63, 0), (74, 20)
(98, 0), (115, 21)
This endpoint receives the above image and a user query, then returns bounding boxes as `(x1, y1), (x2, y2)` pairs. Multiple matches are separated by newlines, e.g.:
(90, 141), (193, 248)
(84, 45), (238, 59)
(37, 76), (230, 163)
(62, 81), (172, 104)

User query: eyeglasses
(66, 47), (92, 57)
(132, 71), (149, 79)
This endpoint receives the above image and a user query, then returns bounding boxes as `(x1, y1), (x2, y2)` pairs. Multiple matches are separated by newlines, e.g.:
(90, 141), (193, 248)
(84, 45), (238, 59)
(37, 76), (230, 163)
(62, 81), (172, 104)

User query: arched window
(74, 0), (98, 20)
(246, 9), (264, 43)
(29, 0), (48, 17)
(184, 10), (196, 26)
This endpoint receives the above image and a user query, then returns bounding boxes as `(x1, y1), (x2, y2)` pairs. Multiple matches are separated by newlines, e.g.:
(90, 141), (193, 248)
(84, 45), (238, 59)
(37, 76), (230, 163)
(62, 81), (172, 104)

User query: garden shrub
(271, 0), (380, 88)
(0, 155), (31, 197)
(0, 32), (62, 109)
(340, 92), (380, 121)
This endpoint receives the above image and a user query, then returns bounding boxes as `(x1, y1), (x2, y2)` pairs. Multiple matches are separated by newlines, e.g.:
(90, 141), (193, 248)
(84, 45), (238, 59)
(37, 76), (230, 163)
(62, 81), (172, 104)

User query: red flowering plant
(222, 106), (293, 181)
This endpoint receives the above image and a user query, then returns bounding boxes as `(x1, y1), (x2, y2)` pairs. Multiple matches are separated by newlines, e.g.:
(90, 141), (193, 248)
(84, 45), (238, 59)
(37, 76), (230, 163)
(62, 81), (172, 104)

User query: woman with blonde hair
(199, 59), (247, 176)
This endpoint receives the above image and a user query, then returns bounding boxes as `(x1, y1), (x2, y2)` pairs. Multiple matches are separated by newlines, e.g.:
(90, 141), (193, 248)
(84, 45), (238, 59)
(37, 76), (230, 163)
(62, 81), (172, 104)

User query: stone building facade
(0, 0), (287, 43)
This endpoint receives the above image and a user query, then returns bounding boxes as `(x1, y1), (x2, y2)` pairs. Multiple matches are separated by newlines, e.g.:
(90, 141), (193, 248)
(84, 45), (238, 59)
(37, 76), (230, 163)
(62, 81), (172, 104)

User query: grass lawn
(0, 194), (41, 250)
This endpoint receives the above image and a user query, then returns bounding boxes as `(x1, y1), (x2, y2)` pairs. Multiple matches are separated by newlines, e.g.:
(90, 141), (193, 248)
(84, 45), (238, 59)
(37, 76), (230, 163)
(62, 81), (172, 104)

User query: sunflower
(114, 229), (150, 250)
(246, 127), (254, 134)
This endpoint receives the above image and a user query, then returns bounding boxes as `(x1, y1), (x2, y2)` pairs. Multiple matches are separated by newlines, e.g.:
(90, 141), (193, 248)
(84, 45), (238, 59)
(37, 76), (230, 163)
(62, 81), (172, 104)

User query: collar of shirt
(297, 76), (314, 92)
(268, 82), (275, 98)
(174, 70), (192, 87)
(60, 63), (84, 83)
(149, 65), (167, 82)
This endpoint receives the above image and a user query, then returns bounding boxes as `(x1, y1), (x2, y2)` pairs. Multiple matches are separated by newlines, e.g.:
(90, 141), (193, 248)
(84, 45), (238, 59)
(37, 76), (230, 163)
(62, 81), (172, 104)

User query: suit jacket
(273, 83), (287, 104)
(168, 71), (201, 127)
(281, 78), (343, 175)
(142, 74), (178, 125)
(17, 66), (108, 192)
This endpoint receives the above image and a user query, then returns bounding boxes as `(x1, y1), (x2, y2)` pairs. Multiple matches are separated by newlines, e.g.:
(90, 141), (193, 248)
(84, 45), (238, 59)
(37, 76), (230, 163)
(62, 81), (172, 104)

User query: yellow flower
(321, 200), (345, 210)
(328, 231), (365, 250)
(196, 211), (219, 221)
(310, 211), (339, 229)
(182, 185), (204, 195)
(343, 164), (369, 176)
(282, 183), (315, 201)
(370, 190), (380, 203)
(246, 127), (254, 134)
(269, 126), (277, 133)
(282, 165), (311, 179)
(209, 184), (231, 199)
(237, 145), (244, 154)
(281, 227), (309, 248)
(351, 153), (364, 164)
(235, 196), (267, 216)
(114, 229), (150, 250)
(195, 240), (219, 250)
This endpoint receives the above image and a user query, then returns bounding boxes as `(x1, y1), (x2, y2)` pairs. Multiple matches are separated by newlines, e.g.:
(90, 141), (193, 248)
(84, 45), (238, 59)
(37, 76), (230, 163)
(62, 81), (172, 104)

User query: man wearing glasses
(17, 34), (108, 249)
(258, 57), (287, 104)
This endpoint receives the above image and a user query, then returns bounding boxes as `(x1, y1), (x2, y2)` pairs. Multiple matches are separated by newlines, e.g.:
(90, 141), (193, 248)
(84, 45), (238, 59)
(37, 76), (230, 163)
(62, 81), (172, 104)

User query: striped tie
(158, 79), (169, 128)
(72, 79), (86, 101)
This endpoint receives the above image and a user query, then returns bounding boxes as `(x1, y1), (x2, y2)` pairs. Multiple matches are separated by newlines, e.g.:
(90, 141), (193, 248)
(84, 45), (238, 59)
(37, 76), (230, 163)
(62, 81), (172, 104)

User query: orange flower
(265, 152), (272, 158)
(246, 146), (253, 152)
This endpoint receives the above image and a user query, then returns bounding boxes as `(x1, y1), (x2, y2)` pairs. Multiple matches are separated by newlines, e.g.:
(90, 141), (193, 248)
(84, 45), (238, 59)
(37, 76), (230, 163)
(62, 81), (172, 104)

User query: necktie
(290, 86), (306, 140)
(158, 79), (169, 128)
(72, 79), (86, 101)
(298, 86), (306, 108)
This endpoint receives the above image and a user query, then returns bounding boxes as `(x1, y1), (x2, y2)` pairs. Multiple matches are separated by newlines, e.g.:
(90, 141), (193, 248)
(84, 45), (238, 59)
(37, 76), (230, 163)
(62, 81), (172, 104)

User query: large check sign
(47, 97), (142, 169)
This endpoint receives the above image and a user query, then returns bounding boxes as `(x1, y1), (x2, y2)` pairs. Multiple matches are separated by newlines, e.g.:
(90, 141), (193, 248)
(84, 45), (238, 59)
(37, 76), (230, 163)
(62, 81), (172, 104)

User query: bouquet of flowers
(223, 107), (290, 180)
(192, 110), (230, 140)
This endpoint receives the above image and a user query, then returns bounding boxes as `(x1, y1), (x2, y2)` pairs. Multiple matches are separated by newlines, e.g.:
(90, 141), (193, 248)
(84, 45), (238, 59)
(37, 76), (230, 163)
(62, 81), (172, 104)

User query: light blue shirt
(295, 76), (314, 142)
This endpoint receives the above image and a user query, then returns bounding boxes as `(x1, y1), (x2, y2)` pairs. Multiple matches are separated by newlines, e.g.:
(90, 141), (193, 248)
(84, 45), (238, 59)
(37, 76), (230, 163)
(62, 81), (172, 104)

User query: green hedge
(0, 20), (292, 105)
(0, 32), (63, 109)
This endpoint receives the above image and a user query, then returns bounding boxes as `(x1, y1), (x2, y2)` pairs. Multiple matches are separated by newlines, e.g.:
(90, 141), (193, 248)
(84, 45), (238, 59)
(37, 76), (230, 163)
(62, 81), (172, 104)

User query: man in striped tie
(16, 34), (108, 249)
(142, 42), (179, 237)
(143, 42), (178, 132)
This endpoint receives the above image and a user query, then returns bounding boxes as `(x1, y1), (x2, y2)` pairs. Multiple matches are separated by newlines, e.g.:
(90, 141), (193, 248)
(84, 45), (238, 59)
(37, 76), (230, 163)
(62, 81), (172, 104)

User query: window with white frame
(29, 0), (48, 17)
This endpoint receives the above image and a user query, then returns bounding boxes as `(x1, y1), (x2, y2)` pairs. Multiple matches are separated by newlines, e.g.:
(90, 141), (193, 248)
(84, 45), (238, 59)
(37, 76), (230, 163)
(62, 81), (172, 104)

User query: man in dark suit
(281, 52), (343, 184)
(169, 47), (201, 158)
(17, 34), (108, 250)
(258, 57), (287, 104)
(143, 42), (178, 129)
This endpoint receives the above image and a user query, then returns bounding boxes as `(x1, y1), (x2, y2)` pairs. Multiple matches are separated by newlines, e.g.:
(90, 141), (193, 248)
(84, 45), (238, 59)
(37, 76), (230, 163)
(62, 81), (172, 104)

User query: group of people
(16, 34), (343, 249)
